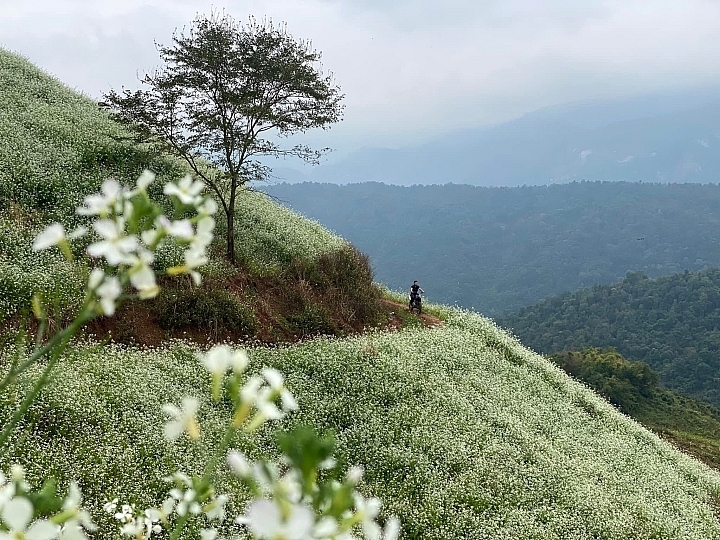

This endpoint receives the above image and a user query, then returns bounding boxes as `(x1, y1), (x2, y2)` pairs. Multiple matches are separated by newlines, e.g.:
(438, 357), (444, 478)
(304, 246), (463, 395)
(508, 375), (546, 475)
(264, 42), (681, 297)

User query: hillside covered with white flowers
(3, 48), (720, 539)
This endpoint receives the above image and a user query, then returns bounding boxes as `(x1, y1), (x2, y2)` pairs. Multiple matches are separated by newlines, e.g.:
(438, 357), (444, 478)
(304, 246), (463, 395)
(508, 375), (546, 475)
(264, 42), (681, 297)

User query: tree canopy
(104, 13), (344, 262)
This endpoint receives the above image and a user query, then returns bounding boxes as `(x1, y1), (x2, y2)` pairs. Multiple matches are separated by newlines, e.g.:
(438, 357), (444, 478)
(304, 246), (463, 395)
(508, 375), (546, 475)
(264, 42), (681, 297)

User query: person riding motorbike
(409, 280), (425, 311)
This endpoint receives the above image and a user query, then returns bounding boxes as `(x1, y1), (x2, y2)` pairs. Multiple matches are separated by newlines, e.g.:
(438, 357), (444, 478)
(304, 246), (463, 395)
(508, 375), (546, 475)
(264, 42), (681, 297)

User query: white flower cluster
(31, 171), (216, 316)
(230, 456), (399, 540)
(232, 189), (347, 271)
(105, 345), (399, 540)
(0, 466), (94, 540)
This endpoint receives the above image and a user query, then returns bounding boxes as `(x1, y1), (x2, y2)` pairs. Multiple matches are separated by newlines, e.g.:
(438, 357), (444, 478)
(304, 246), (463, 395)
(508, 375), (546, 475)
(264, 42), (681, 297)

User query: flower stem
(0, 310), (91, 451)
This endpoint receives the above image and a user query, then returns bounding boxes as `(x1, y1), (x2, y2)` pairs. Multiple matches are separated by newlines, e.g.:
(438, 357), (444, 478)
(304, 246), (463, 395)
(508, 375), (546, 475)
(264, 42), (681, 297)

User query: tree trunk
(226, 177), (238, 265)
(226, 209), (236, 264)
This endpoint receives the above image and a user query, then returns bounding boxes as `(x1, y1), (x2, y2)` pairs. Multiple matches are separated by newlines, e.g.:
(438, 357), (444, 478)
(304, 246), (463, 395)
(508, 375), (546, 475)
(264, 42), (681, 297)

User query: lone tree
(103, 13), (344, 263)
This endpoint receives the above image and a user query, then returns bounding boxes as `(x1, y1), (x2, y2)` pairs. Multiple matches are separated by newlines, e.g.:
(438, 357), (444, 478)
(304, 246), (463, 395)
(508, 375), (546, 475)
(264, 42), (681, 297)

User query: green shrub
(152, 286), (256, 336)
(286, 305), (335, 336)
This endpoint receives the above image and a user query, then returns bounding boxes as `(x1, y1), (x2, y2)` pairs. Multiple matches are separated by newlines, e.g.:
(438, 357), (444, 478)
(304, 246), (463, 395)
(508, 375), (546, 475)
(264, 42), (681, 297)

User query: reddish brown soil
(82, 280), (442, 348)
(381, 299), (443, 329)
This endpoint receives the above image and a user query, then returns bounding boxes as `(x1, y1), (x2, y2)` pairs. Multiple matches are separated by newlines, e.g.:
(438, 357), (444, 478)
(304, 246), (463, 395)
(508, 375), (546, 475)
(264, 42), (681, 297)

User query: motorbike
(408, 293), (423, 315)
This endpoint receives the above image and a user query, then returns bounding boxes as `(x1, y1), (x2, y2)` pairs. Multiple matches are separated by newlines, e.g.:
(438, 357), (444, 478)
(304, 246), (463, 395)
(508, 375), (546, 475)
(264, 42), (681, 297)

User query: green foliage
(103, 12), (344, 262)
(265, 181), (720, 315)
(152, 286), (256, 336)
(500, 268), (720, 406)
(5, 310), (720, 538)
(551, 349), (658, 414)
(285, 306), (335, 336)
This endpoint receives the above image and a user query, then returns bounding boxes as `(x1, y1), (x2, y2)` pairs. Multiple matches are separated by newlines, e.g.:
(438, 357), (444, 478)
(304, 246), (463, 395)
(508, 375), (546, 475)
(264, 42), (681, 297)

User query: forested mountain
(265, 181), (720, 315)
(499, 268), (720, 406)
(276, 88), (720, 186)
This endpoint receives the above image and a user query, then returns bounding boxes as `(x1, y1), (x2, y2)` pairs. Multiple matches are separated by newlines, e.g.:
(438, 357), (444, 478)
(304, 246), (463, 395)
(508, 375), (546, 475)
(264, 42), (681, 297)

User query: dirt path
(381, 299), (444, 329)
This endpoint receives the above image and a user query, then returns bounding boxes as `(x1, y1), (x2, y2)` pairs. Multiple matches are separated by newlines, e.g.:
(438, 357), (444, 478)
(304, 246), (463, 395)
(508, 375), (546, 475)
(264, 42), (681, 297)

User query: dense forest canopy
(499, 268), (720, 406)
(265, 181), (720, 315)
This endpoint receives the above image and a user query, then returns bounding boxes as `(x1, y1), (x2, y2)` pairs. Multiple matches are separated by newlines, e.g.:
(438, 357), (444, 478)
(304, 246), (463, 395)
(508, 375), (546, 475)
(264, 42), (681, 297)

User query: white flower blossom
(158, 216), (194, 241)
(238, 499), (313, 540)
(163, 176), (204, 206)
(103, 499), (119, 514)
(32, 223), (66, 251)
(354, 494), (382, 540)
(0, 497), (59, 540)
(96, 276), (122, 316)
(227, 451), (252, 478)
(87, 219), (138, 266)
(127, 250), (159, 299)
(198, 198), (218, 216)
(59, 482), (95, 535)
(200, 530), (217, 540)
(135, 170), (155, 191)
(200, 346), (249, 377)
(77, 179), (122, 216)
(170, 488), (201, 517)
(162, 397), (200, 441)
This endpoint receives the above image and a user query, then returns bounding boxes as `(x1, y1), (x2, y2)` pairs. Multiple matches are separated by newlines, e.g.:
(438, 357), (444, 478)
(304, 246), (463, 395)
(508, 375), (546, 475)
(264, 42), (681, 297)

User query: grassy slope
(0, 48), (346, 322)
(5, 311), (720, 539)
(550, 348), (720, 470)
(4, 49), (720, 538)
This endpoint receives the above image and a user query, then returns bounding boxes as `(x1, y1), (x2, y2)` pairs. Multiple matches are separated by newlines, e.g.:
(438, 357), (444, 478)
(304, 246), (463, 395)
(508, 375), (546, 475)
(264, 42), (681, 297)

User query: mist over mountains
(275, 88), (720, 186)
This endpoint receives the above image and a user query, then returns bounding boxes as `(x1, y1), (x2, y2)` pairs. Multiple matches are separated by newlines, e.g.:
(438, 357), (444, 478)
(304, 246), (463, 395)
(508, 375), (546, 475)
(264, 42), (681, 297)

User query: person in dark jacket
(409, 280), (424, 309)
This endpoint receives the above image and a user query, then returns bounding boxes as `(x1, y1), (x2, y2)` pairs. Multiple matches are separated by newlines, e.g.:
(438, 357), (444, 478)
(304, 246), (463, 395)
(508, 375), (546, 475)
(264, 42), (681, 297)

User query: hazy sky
(3, 0), (720, 153)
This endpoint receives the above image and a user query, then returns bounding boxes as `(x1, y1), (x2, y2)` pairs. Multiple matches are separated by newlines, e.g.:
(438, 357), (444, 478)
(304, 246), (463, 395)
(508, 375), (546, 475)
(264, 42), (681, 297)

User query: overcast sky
(3, 0), (720, 154)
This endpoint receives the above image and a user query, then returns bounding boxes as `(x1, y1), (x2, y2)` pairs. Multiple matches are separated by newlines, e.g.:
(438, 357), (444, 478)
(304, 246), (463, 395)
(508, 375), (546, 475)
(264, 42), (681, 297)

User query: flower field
(3, 309), (720, 539)
(4, 46), (720, 540)
(0, 48), (346, 320)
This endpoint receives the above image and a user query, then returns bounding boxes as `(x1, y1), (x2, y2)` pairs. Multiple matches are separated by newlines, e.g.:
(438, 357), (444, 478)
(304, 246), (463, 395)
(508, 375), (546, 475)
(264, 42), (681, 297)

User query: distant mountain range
(265, 181), (720, 315)
(274, 88), (720, 186)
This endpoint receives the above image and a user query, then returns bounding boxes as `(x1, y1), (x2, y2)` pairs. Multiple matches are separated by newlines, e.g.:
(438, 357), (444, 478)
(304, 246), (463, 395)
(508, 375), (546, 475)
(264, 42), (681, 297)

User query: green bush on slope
(3, 310), (720, 539)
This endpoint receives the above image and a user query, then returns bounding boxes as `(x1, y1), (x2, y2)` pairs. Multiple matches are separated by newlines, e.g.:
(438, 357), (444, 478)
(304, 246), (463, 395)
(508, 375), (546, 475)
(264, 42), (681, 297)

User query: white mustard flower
(198, 198), (218, 216)
(171, 489), (201, 517)
(0, 497), (59, 540)
(103, 499), (119, 514)
(68, 226), (88, 240)
(164, 175), (204, 205)
(32, 223), (66, 251)
(127, 250), (159, 299)
(381, 517), (401, 540)
(238, 500), (313, 540)
(96, 276), (122, 316)
(162, 397), (200, 441)
(227, 451), (252, 478)
(136, 170), (156, 191)
(87, 219), (138, 266)
(77, 179), (122, 216)
(262, 368), (298, 412)
(200, 530), (217, 540)
(158, 216), (194, 241)
(114, 504), (135, 524)
(59, 482), (95, 534)
(203, 494), (228, 521)
(200, 346), (249, 376)
(354, 494), (382, 540)
(191, 216), (215, 250)
(347, 466), (364, 484)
